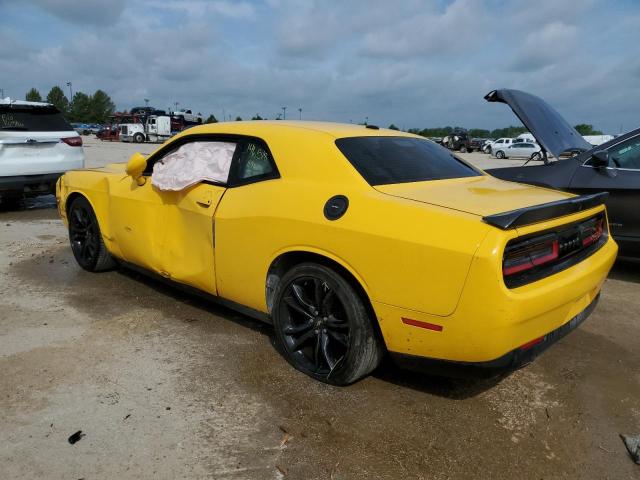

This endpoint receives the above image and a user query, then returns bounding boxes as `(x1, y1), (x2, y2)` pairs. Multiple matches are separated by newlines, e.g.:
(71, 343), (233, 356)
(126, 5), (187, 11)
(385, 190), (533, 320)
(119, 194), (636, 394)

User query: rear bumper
(373, 209), (617, 363)
(390, 294), (599, 378)
(0, 173), (63, 195)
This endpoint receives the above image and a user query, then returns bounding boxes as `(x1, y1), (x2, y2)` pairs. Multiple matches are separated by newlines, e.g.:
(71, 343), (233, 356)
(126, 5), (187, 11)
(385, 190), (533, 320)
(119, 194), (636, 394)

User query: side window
(151, 140), (237, 191)
(609, 136), (640, 169)
(496, 139), (504, 144)
(230, 141), (277, 184)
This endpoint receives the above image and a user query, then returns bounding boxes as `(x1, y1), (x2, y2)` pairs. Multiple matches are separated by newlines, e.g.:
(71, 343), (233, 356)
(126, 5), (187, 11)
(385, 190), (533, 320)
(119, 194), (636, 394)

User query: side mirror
(592, 150), (609, 167)
(592, 150), (617, 178)
(126, 152), (147, 186)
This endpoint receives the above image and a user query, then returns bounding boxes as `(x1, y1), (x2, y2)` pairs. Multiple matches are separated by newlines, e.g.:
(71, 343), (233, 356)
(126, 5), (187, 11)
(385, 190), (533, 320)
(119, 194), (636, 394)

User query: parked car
(485, 88), (640, 258)
(442, 129), (472, 152)
(489, 137), (514, 155)
(492, 141), (542, 161)
(56, 121), (616, 384)
(173, 109), (203, 124)
(71, 122), (92, 135)
(515, 132), (537, 144)
(469, 138), (487, 152)
(0, 99), (84, 206)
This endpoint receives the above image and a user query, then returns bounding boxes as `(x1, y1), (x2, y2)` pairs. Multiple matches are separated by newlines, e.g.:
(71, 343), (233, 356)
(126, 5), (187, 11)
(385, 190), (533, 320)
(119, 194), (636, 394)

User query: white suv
(0, 99), (84, 205)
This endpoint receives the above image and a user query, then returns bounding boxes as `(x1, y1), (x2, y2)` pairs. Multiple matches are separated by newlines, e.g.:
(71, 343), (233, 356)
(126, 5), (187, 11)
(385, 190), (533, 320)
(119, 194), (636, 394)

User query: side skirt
(118, 260), (272, 324)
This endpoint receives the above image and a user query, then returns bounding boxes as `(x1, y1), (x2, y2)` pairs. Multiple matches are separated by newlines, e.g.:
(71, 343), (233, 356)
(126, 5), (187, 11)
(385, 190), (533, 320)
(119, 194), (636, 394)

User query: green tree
(46, 86), (69, 115)
(251, 114), (263, 120)
(574, 124), (603, 136)
(69, 92), (92, 122)
(205, 114), (218, 123)
(25, 88), (42, 102)
(235, 116), (243, 121)
(388, 124), (399, 130)
(89, 90), (115, 124)
(468, 128), (491, 137)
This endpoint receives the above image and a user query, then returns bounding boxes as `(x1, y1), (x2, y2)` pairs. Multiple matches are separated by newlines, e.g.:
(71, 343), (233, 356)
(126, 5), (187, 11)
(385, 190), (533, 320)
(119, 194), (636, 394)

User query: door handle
(195, 190), (213, 207)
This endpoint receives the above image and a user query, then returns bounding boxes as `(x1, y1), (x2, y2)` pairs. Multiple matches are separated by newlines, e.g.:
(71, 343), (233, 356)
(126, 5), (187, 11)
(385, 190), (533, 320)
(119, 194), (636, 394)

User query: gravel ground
(1, 136), (639, 479)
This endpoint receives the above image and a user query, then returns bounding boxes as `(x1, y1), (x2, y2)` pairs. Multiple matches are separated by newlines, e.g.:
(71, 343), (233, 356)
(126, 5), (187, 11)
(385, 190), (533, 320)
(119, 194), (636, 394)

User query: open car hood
(484, 89), (592, 159)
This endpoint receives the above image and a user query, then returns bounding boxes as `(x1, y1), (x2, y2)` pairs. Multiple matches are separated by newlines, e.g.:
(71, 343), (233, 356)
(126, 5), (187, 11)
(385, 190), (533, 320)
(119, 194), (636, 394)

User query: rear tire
(460, 145), (467, 153)
(496, 150), (505, 159)
(531, 152), (542, 161)
(133, 132), (145, 143)
(272, 263), (383, 385)
(68, 196), (116, 272)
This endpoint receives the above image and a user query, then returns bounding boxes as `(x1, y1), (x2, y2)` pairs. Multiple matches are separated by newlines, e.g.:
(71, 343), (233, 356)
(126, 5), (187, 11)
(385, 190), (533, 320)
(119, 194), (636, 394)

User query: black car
(442, 129), (472, 152)
(485, 89), (639, 257)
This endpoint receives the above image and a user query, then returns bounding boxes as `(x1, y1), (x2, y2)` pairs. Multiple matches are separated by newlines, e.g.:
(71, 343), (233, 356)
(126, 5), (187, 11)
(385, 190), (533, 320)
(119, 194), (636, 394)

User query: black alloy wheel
(273, 263), (383, 385)
(68, 196), (115, 272)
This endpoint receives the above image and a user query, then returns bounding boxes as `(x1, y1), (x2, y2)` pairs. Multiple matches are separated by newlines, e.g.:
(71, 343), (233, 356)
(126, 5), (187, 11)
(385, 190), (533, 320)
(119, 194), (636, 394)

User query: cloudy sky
(1, 0), (638, 132)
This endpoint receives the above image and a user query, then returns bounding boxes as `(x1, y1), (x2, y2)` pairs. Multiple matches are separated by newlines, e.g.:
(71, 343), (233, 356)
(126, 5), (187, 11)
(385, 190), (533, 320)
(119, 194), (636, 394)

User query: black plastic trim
(483, 192), (609, 229)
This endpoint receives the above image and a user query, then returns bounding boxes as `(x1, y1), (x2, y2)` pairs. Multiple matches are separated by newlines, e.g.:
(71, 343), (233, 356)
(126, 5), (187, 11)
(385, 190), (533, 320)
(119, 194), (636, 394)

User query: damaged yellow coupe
(57, 122), (617, 385)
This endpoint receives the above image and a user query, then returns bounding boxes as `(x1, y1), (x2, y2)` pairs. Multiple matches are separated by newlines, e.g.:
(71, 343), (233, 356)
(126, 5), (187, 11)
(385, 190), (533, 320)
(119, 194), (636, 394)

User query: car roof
(178, 120), (417, 140)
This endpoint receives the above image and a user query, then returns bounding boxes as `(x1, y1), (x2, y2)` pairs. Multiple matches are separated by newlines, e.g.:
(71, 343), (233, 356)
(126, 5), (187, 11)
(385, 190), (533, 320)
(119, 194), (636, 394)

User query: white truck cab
(120, 115), (172, 143)
(0, 98), (84, 205)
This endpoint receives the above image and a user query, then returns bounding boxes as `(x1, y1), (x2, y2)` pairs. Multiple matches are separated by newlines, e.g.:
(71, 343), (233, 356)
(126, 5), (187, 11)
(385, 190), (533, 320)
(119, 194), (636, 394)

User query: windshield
(0, 105), (73, 132)
(335, 136), (481, 186)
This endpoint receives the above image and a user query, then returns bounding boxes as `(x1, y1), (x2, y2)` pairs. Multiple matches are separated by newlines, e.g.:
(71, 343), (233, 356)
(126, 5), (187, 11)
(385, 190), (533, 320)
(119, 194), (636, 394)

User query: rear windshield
(335, 136), (481, 186)
(0, 106), (73, 132)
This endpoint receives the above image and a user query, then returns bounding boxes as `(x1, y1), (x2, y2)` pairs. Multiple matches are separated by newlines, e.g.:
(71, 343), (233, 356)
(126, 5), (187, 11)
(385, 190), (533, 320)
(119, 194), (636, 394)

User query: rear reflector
(519, 336), (545, 351)
(401, 318), (443, 332)
(61, 136), (83, 147)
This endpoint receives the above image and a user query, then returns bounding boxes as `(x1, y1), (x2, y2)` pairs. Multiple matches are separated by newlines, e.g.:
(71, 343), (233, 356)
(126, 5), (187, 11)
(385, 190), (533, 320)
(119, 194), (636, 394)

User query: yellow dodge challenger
(56, 121), (617, 385)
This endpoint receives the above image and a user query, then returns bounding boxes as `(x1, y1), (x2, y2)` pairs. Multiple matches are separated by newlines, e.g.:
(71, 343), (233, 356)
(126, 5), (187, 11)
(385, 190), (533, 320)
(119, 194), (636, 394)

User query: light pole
(144, 98), (149, 107)
(298, 108), (302, 120)
(282, 106), (287, 120)
(66, 82), (73, 101)
(365, 116), (368, 125)
(174, 101), (179, 112)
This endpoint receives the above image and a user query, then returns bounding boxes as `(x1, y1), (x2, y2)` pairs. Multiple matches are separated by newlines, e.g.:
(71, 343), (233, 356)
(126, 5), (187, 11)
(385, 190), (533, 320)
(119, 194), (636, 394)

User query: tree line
(26, 87), (116, 124)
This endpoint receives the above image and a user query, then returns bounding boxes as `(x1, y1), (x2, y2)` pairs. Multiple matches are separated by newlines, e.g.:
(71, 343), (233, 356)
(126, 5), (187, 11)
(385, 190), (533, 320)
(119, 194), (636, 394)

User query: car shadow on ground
(0, 194), (57, 213)
(117, 265), (508, 399)
(609, 258), (640, 284)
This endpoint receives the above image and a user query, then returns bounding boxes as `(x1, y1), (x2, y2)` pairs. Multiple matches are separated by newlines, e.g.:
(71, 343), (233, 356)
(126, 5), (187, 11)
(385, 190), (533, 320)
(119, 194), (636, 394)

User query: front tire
(272, 263), (383, 385)
(68, 196), (116, 272)
(133, 132), (145, 143)
(531, 152), (542, 161)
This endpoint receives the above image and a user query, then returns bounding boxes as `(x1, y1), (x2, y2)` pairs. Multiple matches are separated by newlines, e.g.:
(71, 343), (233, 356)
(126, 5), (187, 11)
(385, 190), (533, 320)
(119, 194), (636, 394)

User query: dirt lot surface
(2, 136), (640, 479)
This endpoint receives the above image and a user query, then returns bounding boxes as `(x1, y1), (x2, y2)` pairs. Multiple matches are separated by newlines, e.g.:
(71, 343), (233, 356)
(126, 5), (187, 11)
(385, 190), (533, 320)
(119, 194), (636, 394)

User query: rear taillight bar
(61, 136), (83, 147)
(503, 233), (559, 276)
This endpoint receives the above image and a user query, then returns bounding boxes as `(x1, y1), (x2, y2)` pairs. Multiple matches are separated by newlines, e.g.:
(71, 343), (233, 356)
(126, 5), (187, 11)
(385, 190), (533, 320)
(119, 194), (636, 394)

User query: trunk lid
(375, 175), (573, 217)
(484, 89), (592, 159)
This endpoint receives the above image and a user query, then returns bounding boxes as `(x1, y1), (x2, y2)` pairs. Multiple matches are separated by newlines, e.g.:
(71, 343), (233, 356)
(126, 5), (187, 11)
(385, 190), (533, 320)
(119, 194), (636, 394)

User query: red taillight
(582, 219), (603, 247)
(61, 136), (83, 147)
(503, 236), (559, 276)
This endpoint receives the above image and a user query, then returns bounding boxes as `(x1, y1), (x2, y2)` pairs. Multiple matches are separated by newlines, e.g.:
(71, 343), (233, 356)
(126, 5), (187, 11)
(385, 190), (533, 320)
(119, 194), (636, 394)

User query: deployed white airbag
(151, 141), (236, 191)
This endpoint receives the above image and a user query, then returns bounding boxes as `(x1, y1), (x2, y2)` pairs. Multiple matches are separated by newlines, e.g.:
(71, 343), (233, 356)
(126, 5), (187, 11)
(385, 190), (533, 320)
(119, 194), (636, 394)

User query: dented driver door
(145, 137), (236, 295)
(157, 183), (226, 294)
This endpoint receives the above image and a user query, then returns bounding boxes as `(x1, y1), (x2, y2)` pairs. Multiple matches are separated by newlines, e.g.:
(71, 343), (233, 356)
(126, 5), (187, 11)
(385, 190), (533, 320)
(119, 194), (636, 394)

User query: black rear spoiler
(483, 192), (608, 230)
